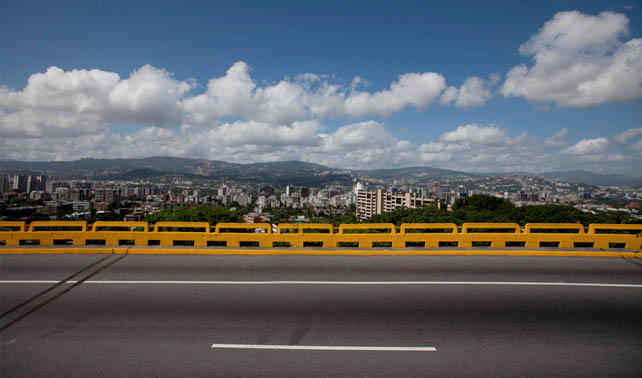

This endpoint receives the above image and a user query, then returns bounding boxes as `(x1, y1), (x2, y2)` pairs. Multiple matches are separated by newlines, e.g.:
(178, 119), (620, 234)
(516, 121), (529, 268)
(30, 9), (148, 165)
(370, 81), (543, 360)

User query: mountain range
(1, 157), (640, 187)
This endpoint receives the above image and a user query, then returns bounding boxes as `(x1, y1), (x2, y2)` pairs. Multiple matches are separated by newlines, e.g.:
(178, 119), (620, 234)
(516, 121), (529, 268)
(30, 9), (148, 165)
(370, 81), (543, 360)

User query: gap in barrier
(19, 240), (40, 246)
(0, 240), (5, 246)
(220, 228), (266, 234)
(466, 228), (517, 234)
(342, 228), (392, 234)
(439, 241), (458, 247)
(405, 241), (425, 248)
(373, 242), (392, 248)
(32, 226), (83, 232)
(148, 240), (160, 246)
(472, 241), (492, 247)
(173, 240), (195, 246)
(529, 228), (580, 234)
(53, 239), (73, 245)
(207, 241), (227, 247)
(573, 242), (594, 248)
(95, 226), (145, 232)
(86, 239), (106, 245)
(505, 241), (526, 247)
(0, 226), (22, 231)
(118, 239), (135, 246)
(157, 226), (207, 233)
(303, 241), (324, 247)
(302, 229), (331, 234)
(609, 242), (626, 249)
(273, 242), (291, 247)
(239, 241), (259, 247)
(540, 241), (560, 248)
(338, 242), (359, 248)
(404, 228), (453, 233)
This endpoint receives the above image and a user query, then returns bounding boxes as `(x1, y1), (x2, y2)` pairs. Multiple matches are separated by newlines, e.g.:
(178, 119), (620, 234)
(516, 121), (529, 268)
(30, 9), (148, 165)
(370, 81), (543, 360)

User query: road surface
(1, 254), (642, 377)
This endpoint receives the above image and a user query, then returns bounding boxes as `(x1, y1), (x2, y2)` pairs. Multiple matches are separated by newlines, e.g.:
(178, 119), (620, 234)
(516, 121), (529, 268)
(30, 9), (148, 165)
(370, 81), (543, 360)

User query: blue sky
(1, 0), (641, 175)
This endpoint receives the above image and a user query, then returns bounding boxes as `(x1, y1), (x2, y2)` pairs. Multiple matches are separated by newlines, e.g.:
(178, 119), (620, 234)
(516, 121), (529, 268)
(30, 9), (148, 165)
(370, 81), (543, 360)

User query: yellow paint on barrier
(0, 248), (118, 254)
(1, 221), (641, 250)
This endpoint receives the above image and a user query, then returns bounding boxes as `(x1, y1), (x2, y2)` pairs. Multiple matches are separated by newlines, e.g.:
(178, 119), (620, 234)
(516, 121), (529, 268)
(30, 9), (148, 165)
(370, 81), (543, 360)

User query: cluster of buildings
(1, 172), (641, 223)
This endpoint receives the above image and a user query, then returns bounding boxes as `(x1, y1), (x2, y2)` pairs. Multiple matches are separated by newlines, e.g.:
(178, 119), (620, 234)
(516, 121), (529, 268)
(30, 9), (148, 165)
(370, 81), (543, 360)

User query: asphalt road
(1, 254), (642, 378)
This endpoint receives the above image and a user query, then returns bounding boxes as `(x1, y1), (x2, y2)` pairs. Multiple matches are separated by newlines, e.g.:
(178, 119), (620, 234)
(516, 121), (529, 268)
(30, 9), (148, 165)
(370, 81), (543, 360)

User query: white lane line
(211, 343), (436, 352)
(1, 280), (642, 288)
(0, 280), (73, 284)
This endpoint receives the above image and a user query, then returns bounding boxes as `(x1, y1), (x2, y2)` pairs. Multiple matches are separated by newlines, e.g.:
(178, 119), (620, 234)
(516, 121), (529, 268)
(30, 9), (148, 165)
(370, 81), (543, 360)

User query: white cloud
(210, 120), (322, 147)
(502, 11), (642, 107)
(317, 121), (391, 150)
(0, 65), (193, 138)
(439, 76), (494, 108)
(438, 123), (509, 146)
(630, 139), (642, 151)
(420, 152), (453, 163)
(183, 62), (448, 125)
(1, 62), (454, 140)
(108, 65), (193, 126)
(419, 141), (469, 153)
(344, 72), (446, 117)
(543, 127), (569, 147)
(439, 86), (458, 105)
(560, 137), (610, 155)
(613, 127), (642, 144)
(1, 59), (641, 174)
(454, 76), (493, 108)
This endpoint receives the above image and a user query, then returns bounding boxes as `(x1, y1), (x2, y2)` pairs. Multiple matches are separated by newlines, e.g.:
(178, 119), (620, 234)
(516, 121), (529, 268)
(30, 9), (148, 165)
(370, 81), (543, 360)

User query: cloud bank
(1, 10), (641, 174)
(501, 11), (642, 107)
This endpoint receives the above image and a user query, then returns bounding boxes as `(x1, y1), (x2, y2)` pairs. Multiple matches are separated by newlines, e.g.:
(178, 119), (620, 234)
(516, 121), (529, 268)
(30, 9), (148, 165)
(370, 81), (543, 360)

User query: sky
(1, 0), (641, 175)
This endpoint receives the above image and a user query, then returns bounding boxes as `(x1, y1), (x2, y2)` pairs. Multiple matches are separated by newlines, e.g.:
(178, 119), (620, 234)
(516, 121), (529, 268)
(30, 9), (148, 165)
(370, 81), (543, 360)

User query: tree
(144, 205), (243, 226)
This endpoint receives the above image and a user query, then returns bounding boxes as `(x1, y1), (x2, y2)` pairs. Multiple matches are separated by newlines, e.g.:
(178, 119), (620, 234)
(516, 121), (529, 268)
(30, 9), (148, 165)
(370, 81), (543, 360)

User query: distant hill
(0, 156), (478, 186)
(11, 156), (639, 188)
(245, 160), (330, 171)
(359, 166), (477, 180)
(539, 170), (642, 187)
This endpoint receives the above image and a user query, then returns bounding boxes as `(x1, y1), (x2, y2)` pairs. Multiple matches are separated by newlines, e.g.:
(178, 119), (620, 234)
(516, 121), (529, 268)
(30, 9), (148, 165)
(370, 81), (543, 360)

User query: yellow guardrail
(0, 221), (640, 250)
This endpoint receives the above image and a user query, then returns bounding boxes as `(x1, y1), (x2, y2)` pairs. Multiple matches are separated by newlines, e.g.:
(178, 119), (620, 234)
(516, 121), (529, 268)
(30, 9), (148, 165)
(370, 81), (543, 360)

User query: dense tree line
(144, 205), (243, 225)
(139, 195), (639, 227)
(368, 195), (641, 226)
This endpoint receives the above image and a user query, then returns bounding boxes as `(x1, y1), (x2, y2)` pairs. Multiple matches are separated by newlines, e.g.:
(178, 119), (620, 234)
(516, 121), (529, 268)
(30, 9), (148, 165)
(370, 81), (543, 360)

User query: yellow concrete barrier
(29, 221), (87, 232)
(0, 221), (25, 232)
(92, 221), (149, 232)
(525, 223), (585, 234)
(0, 221), (640, 251)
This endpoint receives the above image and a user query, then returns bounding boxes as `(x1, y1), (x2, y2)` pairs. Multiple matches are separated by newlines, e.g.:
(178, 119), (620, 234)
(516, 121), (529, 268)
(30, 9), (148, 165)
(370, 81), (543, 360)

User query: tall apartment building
(0, 174), (9, 193)
(94, 188), (120, 206)
(356, 189), (435, 220)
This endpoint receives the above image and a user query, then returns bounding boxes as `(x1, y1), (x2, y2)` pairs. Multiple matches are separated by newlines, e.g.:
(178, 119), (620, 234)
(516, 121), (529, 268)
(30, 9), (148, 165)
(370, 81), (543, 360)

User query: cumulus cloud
(560, 137), (610, 155)
(1, 62), (455, 140)
(613, 127), (642, 144)
(438, 123), (509, 146)
(543, 127), (569, 147)
(344, 72), (446, 116)
(182, 62), (450, 125)
(2, 58), (641, 173)
(419, 141), (469, 153)
(0, 65), (193, 137)
(439, 75), (496, 108)
(502, 11), (642, 107)
(414, 124), (548, 172)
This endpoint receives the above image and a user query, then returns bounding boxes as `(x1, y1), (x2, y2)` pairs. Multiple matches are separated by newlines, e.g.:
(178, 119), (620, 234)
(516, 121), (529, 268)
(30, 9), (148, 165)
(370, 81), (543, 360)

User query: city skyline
(1, 1), (641, 175)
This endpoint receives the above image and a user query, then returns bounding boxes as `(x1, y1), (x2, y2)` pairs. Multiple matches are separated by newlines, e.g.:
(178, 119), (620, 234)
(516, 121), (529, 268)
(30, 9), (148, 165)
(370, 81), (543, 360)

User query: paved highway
(1, 254), (642, 377)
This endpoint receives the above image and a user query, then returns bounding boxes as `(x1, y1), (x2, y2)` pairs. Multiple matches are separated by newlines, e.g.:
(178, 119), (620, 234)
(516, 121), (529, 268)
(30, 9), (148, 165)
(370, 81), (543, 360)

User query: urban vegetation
(368, 195), (642, 226)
